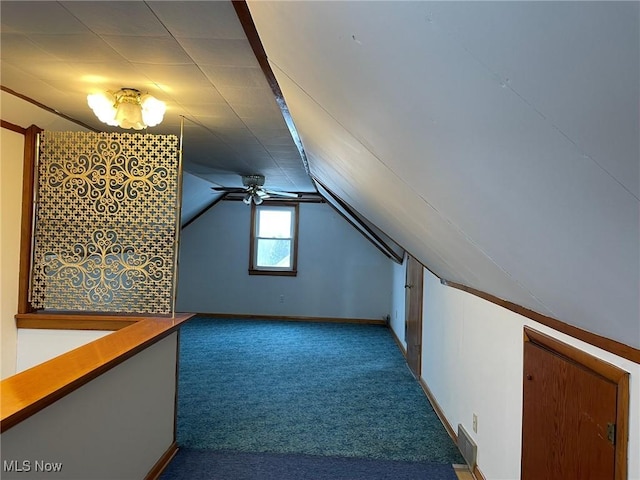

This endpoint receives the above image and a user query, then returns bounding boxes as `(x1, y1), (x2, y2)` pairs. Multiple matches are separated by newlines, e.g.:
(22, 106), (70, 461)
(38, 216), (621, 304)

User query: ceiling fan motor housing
(242, 174), (265, 187)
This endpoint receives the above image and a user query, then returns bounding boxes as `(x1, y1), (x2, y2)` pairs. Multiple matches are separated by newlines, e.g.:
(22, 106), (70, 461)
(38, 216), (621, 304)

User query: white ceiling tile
(61, 1), (169, 36)
(135, 63), (211, 86)
(176, 38), (257, 67)
(215, 128), (260, 145)
(190, 116), (246, 131)
(250, 128), (295, 146)
(180, 103), (240, 122)
(133, 64), (223, 100)
(27, 33), (123, 63)
(0, 34), (59, 62)
(10, 59), (85, 92)
(0, 64), (65, 104)
(265, 145), (300, 157)
(274, 157), (306, 168)
(195, 119), (248, 134)
(199, 66), (266, 89)
(148, 1), (245, 40)
(73, 62), (152, 91)
(177, 99), (239, 118)
(182, 126), (224, 145)
(102, 35), (193, 65)
(173, 90), (228, 108)
(222, 89), (280, 109)
(231, 105), (286, 126)
(0, 1), (88, 34)
(240, 114), (288, 131)
(230, 142), (269, 155)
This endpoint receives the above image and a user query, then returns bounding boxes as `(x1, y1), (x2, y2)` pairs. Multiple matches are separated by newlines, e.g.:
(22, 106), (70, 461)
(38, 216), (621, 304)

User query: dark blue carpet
(160, 449), (459, 480)
(164, 318), (464, 479)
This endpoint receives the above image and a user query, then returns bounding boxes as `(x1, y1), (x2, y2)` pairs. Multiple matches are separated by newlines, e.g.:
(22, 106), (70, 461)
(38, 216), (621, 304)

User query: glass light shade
(243, 193), (252, 205)
(115, 101), (145, 130)
(253, 194), (263, 205)
(140, 94), (166, 127)
(87, 89), (165, 129)
(87, 92), (118, 126)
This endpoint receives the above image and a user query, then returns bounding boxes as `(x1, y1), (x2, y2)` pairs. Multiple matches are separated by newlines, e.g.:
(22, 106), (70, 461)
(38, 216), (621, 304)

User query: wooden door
(522, 341), (617, 480)
(404, 255), (423, 378)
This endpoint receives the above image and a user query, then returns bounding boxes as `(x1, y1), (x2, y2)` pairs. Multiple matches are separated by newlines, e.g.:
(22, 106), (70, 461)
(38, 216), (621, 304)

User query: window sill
(249, 269), (297, 277)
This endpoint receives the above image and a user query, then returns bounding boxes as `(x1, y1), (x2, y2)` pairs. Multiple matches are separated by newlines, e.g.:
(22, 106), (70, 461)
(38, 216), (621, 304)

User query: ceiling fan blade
(212, 187), (247, 193)
(263, 189), (300, 198)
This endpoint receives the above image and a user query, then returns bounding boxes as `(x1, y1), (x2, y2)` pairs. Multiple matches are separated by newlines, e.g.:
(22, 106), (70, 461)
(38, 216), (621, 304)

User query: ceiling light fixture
(242, 191), (264, 205)
(87, 88), (166, 130)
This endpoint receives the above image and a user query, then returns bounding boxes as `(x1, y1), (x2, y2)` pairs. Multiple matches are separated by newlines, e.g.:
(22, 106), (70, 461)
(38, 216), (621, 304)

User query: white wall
(177, 200), (393, 320)
(0, 333), (178, 480)
(1, 91), (89, 379)
(16, 329), (112, 373)
(416, 268), (639, 480)
(0, 127), (24, 379)
(390, 254), (407, 349)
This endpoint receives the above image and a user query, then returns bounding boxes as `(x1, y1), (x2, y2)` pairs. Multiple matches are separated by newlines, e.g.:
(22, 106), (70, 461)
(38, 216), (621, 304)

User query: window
(250, 202), (299, 276)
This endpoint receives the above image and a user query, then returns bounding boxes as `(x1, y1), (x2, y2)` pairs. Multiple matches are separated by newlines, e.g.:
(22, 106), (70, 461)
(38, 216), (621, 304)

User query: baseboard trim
(389, 323), (407, 357)
(418, 378), (458, 443)
(473, 464), (487, 480)
(144, 442), (178, 480)
(194, 312), (387, 326)
(419, 378), (486, 480)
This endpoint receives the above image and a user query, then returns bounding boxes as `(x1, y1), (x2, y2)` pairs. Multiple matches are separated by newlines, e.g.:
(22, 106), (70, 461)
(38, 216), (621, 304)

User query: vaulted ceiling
(1, 1), (638, 348)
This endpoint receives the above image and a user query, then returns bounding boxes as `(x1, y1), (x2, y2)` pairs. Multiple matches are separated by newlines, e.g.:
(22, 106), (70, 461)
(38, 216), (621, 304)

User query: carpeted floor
(163, 318), (464, 478)
(160, 449), (460, 480)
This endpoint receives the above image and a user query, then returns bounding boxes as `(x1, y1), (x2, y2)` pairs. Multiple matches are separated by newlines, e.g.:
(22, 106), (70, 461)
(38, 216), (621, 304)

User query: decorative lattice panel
(31, 131), (180, 314)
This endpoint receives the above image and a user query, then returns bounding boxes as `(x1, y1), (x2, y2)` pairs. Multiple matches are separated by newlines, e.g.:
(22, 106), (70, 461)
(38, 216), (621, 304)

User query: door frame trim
(405, 254), (423, 378)
(523, 327), (629, 480)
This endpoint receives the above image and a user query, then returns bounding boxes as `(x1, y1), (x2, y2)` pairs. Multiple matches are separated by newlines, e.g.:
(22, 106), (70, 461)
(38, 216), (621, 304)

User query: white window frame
(249, 202), (299, 276)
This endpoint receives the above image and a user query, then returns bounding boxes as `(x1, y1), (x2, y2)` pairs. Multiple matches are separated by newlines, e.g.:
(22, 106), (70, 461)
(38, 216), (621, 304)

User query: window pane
(256, 239), (291, 268)
(258, 210), (292, 238)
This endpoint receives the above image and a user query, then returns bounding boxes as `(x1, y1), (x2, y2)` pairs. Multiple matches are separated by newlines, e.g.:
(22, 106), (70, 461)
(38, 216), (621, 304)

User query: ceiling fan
(212, 174), (300, 205)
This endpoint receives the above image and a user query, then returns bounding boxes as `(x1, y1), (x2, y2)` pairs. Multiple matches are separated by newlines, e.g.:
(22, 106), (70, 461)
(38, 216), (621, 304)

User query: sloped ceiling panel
(248, 1), (639, 347)
(180, 172), (223, 226)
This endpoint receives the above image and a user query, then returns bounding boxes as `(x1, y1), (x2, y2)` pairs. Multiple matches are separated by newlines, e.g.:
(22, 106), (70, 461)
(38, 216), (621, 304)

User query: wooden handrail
(1, 313), (193, 432)
(15, 313), (159, 331)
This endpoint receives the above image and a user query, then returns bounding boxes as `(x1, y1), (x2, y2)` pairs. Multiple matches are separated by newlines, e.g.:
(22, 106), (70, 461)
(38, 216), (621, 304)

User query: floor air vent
(457, 424), (477, 469)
